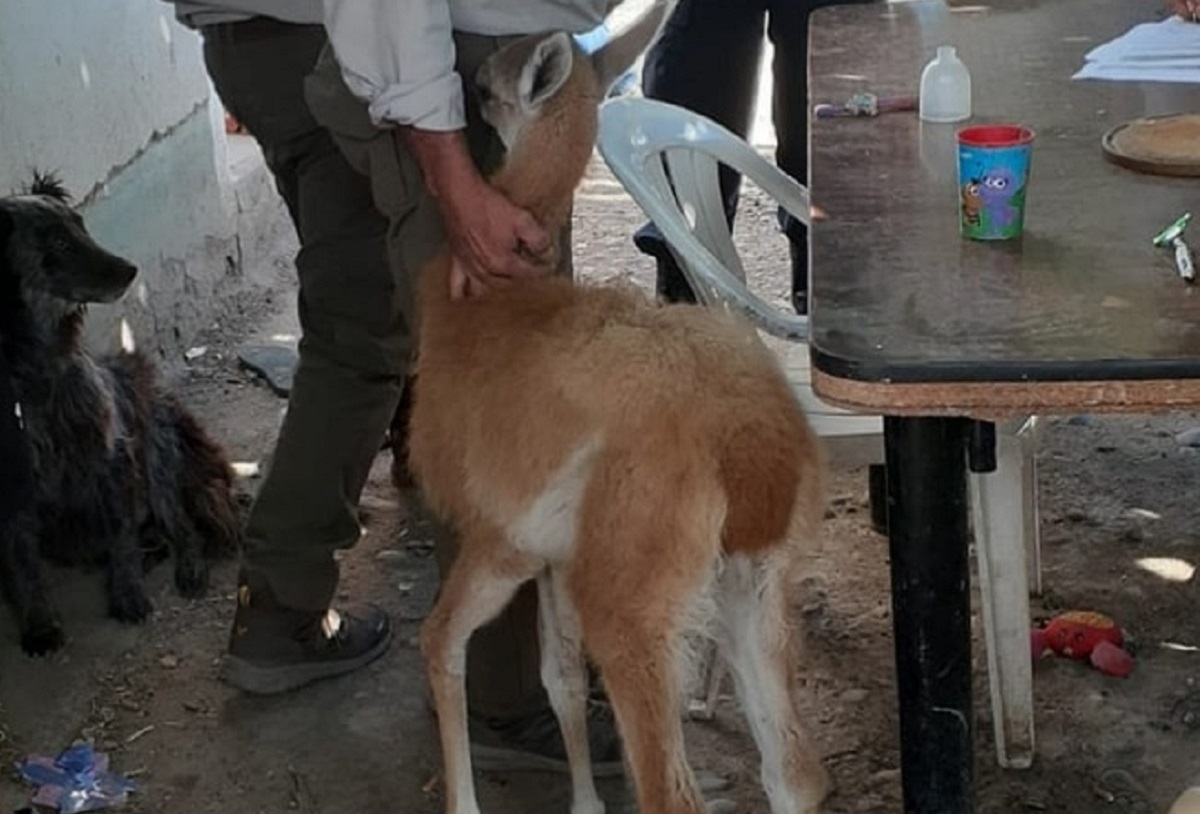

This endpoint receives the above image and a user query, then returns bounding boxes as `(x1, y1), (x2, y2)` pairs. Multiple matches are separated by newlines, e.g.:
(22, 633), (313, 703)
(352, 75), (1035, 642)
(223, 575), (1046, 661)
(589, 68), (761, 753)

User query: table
(807, 2), (1200, 812)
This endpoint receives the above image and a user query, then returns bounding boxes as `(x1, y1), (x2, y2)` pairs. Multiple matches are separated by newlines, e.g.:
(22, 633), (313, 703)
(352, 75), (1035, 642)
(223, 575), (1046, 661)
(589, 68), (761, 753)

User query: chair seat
(772, 342), (880, 432)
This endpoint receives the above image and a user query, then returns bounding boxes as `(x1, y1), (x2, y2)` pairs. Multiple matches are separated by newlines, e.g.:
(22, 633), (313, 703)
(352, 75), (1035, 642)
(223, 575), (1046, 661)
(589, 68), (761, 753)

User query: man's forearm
(403, 127), (481, 205)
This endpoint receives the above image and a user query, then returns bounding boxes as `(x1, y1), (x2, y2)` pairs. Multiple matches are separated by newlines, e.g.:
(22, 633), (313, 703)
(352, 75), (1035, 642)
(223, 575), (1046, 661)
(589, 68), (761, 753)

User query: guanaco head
(473, 1), (672, 227)
(475, 2), (671, 150)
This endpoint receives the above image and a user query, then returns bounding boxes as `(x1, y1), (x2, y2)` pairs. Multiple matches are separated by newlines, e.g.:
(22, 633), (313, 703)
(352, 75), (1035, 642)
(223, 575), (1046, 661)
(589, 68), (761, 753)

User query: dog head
(0, 173), (139, 331)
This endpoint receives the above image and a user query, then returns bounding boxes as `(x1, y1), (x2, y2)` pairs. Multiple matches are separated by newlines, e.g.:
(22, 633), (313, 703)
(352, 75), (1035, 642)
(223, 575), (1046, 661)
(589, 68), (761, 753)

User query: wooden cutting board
(1102, 113), (1200, 177)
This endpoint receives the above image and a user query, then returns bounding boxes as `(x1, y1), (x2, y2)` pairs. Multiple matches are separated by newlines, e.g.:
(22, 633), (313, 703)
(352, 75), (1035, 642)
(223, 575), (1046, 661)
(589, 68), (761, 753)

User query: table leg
(884, 416), (974, 814)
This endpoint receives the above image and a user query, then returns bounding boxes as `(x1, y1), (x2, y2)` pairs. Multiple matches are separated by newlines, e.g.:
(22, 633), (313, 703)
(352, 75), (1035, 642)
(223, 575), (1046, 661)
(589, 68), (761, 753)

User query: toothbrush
(1153, 213), (1195, 284)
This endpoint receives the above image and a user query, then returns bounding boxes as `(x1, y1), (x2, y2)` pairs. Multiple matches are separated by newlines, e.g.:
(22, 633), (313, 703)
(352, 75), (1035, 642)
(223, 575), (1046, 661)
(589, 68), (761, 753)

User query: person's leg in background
(766, 0), (812, 315)
(200, 19), (394, 694)
(768, 0), (878, 315)
(770, 0), (889, 525)
(303, 37), (621, 774)
(634, 0), (768, 304)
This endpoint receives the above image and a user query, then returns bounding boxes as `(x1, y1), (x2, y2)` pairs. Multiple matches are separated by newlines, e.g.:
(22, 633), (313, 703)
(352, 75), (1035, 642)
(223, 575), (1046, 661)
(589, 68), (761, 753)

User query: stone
(238, 344), (298, 397)
(1175, 427), (1200, 447)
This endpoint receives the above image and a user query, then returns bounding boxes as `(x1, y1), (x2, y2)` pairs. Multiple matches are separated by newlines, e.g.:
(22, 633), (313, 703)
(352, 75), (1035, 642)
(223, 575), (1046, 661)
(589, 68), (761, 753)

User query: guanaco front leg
(421, 543), (538, 814)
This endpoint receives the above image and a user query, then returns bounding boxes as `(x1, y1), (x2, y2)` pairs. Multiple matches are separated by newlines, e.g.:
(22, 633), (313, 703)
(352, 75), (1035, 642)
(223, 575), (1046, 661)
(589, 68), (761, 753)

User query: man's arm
(322, 0), (463, 131)
(321, 0), (551, 293)
(1168, 0), (1199, 20)
(404, 129), (552, 294)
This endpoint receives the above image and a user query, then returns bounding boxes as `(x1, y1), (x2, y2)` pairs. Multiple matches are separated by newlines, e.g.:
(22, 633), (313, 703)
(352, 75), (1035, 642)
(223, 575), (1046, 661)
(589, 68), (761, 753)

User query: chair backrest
(597, 97), (810, 341)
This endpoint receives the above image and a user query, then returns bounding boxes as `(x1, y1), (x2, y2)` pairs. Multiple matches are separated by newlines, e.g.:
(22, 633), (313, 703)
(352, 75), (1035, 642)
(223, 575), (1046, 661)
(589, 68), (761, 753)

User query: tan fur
(413, 10), (830, 814)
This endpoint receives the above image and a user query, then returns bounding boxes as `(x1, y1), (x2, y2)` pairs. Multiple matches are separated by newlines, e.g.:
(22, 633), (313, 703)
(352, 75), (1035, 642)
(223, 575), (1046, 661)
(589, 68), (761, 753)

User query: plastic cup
(956, 125), (1035, 240)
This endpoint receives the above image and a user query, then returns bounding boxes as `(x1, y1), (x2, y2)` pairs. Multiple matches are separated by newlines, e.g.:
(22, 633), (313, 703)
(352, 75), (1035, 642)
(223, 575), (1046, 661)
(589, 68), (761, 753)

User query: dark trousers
(200, 19), (547, 719)
(636, 0), (866, 310)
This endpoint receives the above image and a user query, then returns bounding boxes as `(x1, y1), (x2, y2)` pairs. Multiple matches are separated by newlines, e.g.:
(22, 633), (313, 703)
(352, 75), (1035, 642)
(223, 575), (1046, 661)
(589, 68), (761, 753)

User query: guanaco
(410, 5), (830, 814)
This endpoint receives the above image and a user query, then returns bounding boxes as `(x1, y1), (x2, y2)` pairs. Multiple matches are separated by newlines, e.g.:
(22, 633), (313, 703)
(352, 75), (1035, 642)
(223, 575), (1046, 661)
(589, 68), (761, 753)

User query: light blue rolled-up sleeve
(322, 0), (466, 131)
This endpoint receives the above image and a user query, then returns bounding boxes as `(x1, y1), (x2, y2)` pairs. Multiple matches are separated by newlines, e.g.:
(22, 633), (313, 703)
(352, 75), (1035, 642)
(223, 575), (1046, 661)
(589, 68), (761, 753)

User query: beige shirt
(168, 1), (323, 28)
(166, 0), (619, 132)
(322, 0), (620, 131)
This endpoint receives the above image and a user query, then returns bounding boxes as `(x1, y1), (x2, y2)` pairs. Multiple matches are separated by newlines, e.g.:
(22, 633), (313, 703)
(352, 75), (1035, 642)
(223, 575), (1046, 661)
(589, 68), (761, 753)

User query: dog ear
(27, 170), (71, 202)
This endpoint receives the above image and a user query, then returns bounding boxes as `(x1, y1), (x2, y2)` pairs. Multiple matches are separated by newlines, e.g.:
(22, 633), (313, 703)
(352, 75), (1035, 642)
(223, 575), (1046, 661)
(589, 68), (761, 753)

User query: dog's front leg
(0, 512), (65, 654)
(420, 534), (538, 814)
(169, 520), (210, 600)
(102, 460), (153, 623)
(106, 517), (153, 623)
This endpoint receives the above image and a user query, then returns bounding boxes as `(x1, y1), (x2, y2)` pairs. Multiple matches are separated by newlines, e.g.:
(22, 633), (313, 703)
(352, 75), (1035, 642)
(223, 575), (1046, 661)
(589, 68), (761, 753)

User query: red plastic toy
(1031, 610), (1134, 678)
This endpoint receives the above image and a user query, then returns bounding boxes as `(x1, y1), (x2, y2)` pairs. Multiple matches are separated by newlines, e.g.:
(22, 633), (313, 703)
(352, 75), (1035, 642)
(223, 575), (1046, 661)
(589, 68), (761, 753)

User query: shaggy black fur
(0, 173), (240, 655)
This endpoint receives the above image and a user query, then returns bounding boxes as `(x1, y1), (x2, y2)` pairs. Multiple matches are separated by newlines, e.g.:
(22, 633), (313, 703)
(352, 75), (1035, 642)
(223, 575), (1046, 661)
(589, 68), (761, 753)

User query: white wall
(0, 1), (286, 362)
(0, 1), (214, 198)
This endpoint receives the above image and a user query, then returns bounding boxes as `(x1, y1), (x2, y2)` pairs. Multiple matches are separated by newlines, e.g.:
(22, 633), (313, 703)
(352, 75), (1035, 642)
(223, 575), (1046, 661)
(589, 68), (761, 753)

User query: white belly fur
(505, 436), (603, 563)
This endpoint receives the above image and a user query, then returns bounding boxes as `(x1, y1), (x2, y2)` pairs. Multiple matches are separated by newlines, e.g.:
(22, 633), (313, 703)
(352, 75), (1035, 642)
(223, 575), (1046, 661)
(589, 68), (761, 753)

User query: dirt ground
(2, 151), (1199, 814)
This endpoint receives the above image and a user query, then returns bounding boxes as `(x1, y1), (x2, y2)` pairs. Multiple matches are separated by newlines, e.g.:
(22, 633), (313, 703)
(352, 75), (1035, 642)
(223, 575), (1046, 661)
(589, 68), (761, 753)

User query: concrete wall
(0, 0), (287, 363)
(0, 2), (214, 196)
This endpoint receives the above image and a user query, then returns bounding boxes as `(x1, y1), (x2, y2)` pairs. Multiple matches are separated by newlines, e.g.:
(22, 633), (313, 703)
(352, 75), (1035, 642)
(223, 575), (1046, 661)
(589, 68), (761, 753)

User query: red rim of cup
(957, 125), (1036, 147)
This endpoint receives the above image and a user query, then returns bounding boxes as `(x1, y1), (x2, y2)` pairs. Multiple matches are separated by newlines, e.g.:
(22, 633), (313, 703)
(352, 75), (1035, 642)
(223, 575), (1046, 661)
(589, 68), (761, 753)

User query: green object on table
(1153, 212), (1192, 247)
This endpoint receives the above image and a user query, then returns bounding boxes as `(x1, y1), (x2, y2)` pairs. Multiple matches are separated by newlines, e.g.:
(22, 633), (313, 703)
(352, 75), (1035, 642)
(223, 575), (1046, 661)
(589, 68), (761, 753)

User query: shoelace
(320, 608), (343, 639)
(303, 608), (349, 650)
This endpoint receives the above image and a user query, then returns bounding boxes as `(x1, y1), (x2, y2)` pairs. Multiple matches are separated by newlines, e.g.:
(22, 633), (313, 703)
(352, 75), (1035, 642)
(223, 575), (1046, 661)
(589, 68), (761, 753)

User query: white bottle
(919, 45), (972, 123)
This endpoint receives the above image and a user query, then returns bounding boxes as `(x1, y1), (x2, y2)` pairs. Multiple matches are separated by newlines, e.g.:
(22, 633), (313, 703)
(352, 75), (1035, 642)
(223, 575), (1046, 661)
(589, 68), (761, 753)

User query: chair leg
(686, 640), (726, 721)
(970, 421), (1038, 770)
(1017, 416), (1043, 598)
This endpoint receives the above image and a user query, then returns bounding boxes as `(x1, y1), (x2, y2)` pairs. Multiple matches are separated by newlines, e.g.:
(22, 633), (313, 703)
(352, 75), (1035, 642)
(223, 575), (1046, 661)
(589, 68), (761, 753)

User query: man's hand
(1169, 0), (1199, 20)
(404, 128), (553, 297)
(442, 181), (552, 298)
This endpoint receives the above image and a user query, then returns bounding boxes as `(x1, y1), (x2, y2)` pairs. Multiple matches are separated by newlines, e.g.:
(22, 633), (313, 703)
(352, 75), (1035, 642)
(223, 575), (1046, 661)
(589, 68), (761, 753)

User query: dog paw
(108, 586), (154, 623)
(21, 618), (66, 656)
(174, 560), (210, 599)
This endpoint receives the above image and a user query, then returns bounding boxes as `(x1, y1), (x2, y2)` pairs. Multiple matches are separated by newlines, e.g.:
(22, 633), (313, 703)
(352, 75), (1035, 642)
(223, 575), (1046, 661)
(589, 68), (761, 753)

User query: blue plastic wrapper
(17, 744), (135, 812)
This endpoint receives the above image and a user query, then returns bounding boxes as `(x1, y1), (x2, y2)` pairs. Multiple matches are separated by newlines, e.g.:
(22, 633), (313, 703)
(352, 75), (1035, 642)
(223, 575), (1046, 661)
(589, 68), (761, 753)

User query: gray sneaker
(468, 701), (625, 777)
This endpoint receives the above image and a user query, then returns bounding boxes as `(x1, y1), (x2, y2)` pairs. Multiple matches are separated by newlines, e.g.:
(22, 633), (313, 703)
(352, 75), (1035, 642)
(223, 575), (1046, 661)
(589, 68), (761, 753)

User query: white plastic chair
(597, 97), (880, 458)
(597, 96), (1042, 770)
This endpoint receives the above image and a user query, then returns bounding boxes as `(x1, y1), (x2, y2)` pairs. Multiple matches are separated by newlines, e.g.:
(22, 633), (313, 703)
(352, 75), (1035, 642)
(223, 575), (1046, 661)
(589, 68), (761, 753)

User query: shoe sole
(220, 626), (393, 695)
(470, 743), (625, 778)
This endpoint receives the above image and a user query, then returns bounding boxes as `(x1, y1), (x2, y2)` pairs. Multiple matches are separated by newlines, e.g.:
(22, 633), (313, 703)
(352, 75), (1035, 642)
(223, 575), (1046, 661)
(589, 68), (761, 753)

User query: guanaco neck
(420, 54), (602, 311)
(490, 56), (602, 236)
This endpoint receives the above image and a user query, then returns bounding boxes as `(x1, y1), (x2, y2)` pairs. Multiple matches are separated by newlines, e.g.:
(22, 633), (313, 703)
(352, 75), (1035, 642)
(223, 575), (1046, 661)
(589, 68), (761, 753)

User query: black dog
(0, 174), (240, 655)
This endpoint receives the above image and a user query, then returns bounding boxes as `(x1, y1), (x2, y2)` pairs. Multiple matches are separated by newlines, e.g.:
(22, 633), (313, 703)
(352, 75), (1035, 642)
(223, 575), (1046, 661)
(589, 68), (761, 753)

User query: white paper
(1072, 16), (1200, 83)
(1074, 62), (1200, 83)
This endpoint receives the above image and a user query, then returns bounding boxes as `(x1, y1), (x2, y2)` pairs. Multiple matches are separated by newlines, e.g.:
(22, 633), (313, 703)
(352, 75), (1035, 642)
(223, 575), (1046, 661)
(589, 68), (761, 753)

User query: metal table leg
(883, 416), (974, 814)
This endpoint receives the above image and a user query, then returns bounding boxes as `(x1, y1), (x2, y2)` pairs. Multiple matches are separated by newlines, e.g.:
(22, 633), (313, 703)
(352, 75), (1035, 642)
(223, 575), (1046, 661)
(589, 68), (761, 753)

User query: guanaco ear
(519, 31), (575, 111)
(590, 0), (672, 92)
